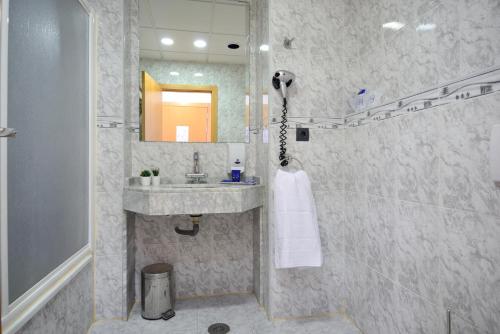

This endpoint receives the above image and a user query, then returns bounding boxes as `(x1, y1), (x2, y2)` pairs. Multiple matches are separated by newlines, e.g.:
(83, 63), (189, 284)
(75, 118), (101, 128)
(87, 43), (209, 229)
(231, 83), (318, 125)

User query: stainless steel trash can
(141, 263), (175, 320)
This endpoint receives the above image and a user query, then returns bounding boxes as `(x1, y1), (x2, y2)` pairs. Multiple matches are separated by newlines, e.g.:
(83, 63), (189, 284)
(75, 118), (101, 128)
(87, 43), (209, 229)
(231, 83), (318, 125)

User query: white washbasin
(160, 183), (221, 189)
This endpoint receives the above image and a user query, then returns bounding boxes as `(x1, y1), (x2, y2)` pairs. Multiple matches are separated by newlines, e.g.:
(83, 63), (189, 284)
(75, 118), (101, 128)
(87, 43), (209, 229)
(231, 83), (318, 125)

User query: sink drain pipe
(175, 214), (201, 236)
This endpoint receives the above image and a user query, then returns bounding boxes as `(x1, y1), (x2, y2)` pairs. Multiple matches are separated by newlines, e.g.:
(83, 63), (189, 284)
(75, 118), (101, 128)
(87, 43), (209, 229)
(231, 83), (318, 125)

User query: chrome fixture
(175, 214), (201, 236)
(0, 127), (16, 138)
(186, 152), (208, 183)
(283, 37), (295, 49)
(447, 309), (451, 334)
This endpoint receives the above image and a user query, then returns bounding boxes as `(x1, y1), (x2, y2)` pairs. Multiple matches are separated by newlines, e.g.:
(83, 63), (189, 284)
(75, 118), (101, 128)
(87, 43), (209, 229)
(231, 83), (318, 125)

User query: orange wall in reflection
(162, 102), (211, 142)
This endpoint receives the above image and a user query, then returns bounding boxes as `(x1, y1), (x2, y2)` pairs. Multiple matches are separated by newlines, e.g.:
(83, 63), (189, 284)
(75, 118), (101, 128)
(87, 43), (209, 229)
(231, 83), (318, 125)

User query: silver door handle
(0, 127), (16, 138)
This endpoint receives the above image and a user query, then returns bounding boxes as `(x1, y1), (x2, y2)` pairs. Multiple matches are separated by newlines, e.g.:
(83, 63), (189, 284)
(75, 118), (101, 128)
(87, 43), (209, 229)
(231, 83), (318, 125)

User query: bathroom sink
(124, 181), (264, 216)
(162, 183), (221, 189)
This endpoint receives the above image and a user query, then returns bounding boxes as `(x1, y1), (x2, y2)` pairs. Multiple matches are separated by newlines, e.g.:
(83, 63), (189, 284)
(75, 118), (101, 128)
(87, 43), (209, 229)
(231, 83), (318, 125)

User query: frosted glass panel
(7, 0), (89, 302)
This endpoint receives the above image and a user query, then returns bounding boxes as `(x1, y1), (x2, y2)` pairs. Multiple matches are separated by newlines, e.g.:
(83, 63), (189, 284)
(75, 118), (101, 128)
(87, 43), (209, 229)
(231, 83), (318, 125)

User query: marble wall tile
(343, 191), (367, 262)
(315, 190), (345, 254)
(396, 109), (441, 205)
(134, 212), (254, 300)
(393, 283), (443, 334)
(434, 2), (461, 83)
(95, 193), (125, 257)
(323, 245), (346, 313)
(88, 0), (129, 320)
(440, 93), (500, 216)
(96, 128), (125, 195)
(355, 267), (399, 334)
(288, 130), (344, 192)
(131, 138), (248, 183)
(86, 0), (124, 118)
(343, 255), (368, 319)
(365, 195), (396, 281)
(326, 1), (500, 333)
(450, 312), (486, 334)
(394, 201), (442, 305)
(270, 267), (331, 318)
(440, 208), (500, 334)
(398, 25), (438, 98)
(344, 127), (367, 194)
(459, 0), (500, 76)
(366, 118), (398, 198)
(95, 254), (124, 319)
(17, 264), (93, 334)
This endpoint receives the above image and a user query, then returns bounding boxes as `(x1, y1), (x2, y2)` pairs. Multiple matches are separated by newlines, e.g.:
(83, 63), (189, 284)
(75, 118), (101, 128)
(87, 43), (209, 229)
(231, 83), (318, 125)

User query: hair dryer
(272, 70), (295, 101)
(272, 70), (295, 167)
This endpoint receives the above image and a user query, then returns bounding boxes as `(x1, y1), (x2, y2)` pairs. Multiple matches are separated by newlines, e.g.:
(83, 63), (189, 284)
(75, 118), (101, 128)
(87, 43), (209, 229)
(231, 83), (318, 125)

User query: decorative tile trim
(96, 116), (124, 129)
(270, 116), (344, 129)
(270, 67), (500, 130)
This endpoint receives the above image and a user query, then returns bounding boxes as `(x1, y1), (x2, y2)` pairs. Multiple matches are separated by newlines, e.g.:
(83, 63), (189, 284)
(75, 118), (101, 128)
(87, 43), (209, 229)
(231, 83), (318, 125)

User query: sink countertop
(125, 183), (263, 192)
(124, 183), (264, 215)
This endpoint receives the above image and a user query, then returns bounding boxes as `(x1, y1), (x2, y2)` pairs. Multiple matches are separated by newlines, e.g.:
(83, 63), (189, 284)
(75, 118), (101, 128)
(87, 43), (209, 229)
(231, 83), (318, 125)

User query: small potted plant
(140, 170), (151, 186)
(151, 168), (160, 186)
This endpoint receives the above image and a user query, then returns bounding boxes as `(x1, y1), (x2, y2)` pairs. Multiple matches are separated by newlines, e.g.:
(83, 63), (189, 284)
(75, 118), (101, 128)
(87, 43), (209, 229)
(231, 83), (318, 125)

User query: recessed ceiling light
(194, 39), (207, 48)
(416, 23), (436, 31)
(382, 21), (405, 30)
(259, 44), (269, 52)
(228, 43), (240, 49)
(169, 71), (179, 76)
(161, 37), (174, 46)
(194, 73), (203, 77)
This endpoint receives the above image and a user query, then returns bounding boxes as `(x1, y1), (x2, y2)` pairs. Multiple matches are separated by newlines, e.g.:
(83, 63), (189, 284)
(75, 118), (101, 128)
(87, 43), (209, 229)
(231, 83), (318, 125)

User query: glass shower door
(0, 0), (92, 314)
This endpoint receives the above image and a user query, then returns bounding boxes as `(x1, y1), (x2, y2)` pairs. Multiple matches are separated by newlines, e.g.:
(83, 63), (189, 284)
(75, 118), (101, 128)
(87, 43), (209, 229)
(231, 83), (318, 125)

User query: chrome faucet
(193, 152), (200, 174)
(186, 151), (208, 183)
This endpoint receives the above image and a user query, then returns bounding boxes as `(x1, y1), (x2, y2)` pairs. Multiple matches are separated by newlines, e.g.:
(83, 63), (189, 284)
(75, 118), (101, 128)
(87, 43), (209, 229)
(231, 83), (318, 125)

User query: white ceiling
(139, 0), (249, 64)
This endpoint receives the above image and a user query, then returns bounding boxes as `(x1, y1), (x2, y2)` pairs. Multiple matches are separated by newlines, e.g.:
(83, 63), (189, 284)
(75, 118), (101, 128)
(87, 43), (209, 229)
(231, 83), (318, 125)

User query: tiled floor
(89, 294), (360, 334)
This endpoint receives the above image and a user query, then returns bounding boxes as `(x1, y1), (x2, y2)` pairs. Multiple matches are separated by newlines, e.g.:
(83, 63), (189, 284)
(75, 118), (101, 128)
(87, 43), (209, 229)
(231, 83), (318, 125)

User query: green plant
(140, 170), (151, 177)
(152, 168), (160, 176)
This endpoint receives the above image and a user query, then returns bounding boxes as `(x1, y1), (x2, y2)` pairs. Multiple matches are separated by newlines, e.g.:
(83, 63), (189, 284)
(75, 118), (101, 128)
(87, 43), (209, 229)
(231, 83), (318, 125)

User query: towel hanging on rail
(274, 169), (322, 268)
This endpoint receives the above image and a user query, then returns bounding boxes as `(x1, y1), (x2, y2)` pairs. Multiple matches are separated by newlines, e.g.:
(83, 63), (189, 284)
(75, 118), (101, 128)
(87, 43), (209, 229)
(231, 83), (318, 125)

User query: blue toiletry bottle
(231, 169), (241, 182)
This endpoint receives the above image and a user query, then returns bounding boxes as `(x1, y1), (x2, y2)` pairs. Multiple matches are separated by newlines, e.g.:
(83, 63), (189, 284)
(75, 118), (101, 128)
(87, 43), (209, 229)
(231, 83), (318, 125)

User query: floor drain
(208, 323), (230, 334)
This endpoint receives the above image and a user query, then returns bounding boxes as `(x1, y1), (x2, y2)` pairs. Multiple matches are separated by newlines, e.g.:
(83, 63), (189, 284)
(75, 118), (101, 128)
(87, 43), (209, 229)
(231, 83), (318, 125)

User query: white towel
(274, 169), (322, 269)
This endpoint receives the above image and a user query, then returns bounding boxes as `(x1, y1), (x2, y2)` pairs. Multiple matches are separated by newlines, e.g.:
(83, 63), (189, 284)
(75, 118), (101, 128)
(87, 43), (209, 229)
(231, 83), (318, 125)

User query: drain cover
(208, 323), (230, 334)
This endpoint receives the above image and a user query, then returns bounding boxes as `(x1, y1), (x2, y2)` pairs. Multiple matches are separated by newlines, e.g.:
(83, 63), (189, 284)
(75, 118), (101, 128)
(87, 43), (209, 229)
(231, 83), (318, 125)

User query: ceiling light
(382, 21), (405, 30)
(161, 37), (174, 46)
(416, 23), (436, 32)
(259, 44), (269, 52)
(193, 39), (207, 48)
(194, 73), (203, 77)
(169, 71), (179, 76)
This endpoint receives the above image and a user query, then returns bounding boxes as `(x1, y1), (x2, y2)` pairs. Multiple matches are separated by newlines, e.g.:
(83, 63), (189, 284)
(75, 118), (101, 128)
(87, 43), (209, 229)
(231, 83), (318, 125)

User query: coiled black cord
(279, 98), (288, 167)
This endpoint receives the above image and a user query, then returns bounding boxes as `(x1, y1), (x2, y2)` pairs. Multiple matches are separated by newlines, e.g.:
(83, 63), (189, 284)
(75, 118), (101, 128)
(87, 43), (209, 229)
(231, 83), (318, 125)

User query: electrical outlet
(296, 128), (309, 141)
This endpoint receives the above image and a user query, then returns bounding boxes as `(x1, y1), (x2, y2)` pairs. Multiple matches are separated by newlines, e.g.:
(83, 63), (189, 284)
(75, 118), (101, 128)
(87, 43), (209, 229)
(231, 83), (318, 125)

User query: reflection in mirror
(139, 0), (250, 143)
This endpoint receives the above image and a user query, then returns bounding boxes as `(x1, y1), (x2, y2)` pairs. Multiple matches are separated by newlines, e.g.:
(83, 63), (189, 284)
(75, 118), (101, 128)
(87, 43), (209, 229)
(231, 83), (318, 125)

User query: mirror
(139, 0), (250, 143)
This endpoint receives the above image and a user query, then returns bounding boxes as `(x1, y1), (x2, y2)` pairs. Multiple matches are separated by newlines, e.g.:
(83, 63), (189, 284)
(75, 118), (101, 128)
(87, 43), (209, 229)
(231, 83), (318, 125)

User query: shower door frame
(0, 0), (96, 332)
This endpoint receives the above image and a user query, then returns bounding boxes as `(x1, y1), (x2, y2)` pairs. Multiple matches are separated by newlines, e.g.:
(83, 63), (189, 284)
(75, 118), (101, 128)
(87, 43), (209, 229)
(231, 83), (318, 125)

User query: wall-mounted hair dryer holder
(272, 70), (296, 167)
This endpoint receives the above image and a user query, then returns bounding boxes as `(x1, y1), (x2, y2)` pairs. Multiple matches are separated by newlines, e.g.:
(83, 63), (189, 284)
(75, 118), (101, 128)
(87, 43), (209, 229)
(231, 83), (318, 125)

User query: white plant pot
(151, 176), (160, 186)
(140, 176), (151, 186)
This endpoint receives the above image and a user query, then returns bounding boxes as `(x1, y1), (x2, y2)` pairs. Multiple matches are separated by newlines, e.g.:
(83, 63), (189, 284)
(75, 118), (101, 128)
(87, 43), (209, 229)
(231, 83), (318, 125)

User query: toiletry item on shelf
(231, 160), (244, 182)
(231, 168), (241, 182)
(220, 178), (257, 185)
(228, 143), (246, 179)
(347, 89), (380, 113)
